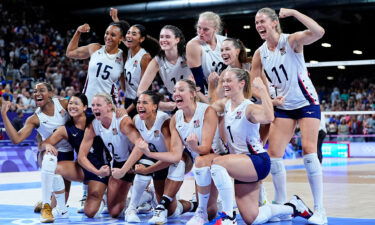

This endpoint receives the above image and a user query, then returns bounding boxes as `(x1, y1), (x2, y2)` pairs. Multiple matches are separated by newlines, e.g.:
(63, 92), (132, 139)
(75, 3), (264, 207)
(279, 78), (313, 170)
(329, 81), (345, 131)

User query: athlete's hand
(134, 164), (149, 175)
(44, 144), (58, 156)
(136, 139), (151, 156)
(97, 165), (111, 178)
(77, 24), (90, 33)
(111, 167), (125, 179)
(1, 100), (11, 116)
(186, 133), (199, 151)
(115, 108), (127, 118)
(272, 96), (285, 106)
(208, 72), (220, 87)
(110, 8), (120, 22)
(279, 8), (296, 19)
(252, 77), (267, 94)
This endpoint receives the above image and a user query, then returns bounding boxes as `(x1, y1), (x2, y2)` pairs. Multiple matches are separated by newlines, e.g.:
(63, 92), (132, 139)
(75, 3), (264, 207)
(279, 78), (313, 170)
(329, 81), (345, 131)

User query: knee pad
(52, 174), (65, 192)
(167, 160), (185, 182)
(303, 153), (322, 177)
(138, 158), (155, 167)
(270, 158), (285, 175)
(134, 174), (152, 183)
(41, 154), (57, 174)
(170, 200), (183, 217)
(210, 164), (231, 190)
(192, 166), (211, 187)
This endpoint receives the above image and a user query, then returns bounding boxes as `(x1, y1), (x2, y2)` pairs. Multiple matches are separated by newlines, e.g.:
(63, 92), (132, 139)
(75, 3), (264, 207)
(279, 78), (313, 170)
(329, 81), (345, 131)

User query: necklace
(104, 48), (118, 60)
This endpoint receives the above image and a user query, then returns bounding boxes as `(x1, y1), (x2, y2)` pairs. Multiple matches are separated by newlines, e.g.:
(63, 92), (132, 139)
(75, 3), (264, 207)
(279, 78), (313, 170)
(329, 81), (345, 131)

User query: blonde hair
(197, 11), (223, 33)
(257, 7), (282, 34)
(93, 93), (115, 111)
(177, 79), (198, 102)
(226, 68), (252, 99)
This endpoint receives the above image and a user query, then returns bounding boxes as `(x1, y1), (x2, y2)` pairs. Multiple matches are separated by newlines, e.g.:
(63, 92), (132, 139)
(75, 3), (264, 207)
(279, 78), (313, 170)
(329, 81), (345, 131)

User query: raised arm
(186, 39), (206, 93)
(66, 24), (101, 59)
(279, 8), (325, 51)
(110, 8), (120, 22)
(1, 100), (38, 144)
(137, 58), (159, 96)
(246, 77), (274, 124)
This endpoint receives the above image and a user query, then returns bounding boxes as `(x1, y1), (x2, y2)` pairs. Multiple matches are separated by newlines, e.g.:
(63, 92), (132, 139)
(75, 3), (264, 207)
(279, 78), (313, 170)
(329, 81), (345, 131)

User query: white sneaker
(137, 201), (152, 214)
(148, 207), (168, 224)
(186, 208), (208, 225)
(125, 208), (141, 223)
(77, 195), (87, 213)
(52, 207), (69, 219)
(285, 195), (313, 219)
(269, 201), (292, 222)
(308, 208), (328, 225)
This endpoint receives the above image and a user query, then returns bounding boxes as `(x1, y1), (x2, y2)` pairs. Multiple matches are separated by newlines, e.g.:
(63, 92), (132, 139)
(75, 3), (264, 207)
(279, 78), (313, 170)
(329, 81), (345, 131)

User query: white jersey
(224, 99), (265, 155)
(92, 113), (133, 163)
(196, 34), (227, 79)
(125, 48), (147, 100)
(155, 56), (191, 94)
(83, 46), (124, 106)
(259, 33), (319, 110)
(175, 102), (224, 159)
(35, 98), (72, 152)
(134, 111), (170, 153)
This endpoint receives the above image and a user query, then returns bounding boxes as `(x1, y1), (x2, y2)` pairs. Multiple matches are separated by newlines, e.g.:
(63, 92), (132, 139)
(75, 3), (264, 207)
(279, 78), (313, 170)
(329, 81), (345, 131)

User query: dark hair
(69, 93), (88, 107)
(158, 25), (186, 59)
(110, 20), (130, 60)
(131, 24), (160, 57)
(110, 20), (130, 37)
(36, 82), (53, 92)
(140, 90), (163, 110)
(223, 38), (249, 64)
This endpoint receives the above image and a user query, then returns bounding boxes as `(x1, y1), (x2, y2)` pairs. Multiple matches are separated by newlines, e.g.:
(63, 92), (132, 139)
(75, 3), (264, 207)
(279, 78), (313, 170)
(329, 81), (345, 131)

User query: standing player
(66, 21), (128, 107)
(186, 11), (227, 93)
(139, 80), (224, 225)
(1, 82), (72, 223)
(251, 7), (326, 224)
(137, 25), (192, 111)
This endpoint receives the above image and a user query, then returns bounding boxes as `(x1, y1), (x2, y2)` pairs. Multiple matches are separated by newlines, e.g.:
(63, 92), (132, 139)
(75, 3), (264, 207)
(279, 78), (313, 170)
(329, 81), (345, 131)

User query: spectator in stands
(327, 120), (338, 141)
(364, 114), (375, 142)
(337, 118), (350, 141)
(12, 109), (24, 131)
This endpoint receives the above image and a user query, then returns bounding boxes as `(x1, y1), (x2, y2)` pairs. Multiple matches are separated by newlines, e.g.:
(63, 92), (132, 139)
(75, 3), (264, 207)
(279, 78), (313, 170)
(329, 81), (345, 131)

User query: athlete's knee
(192, 166), (211, 187)
(194, 155), (211, 168)
(211, 156), (226, 167)
(41, 154), (58, 174)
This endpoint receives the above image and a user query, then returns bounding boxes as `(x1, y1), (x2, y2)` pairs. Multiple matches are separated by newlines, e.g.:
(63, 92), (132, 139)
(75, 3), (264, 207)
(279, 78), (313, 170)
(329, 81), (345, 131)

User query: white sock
(83, 184), (88, 197)
(269, 203), (293, 217)
(304, 153), (323, 209)
(258, 182), (268, 205)
(53, 175), (66, 210)
(197, 193), (210, 214)
(270, 158), (287, 204)
(128, 174), (152, 209)
(41, 154), (57, 205)
(210, 164), (234, 217)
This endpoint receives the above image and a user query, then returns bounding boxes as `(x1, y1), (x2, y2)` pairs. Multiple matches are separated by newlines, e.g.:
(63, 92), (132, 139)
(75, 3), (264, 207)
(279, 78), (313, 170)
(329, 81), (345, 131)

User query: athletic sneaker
(77, 194), (87, 213)
(148, 207), (168, 224)
(308, 208), (328, 225)
(269, 200), (292, 222)
(125, 208), (141, 223)
(137, 201), (153, 214)
(40, 203), (54, 223)
(34, 201), (43, 213)
(186, 208), (208, 225)
(285, 195), (313, 219)
(205, 211), (237, 225)
(52, 207), (69, 219)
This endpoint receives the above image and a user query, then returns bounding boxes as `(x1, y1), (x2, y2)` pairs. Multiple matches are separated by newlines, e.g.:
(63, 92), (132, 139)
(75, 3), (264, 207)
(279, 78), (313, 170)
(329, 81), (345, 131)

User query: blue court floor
(1, 157), (375, 224)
